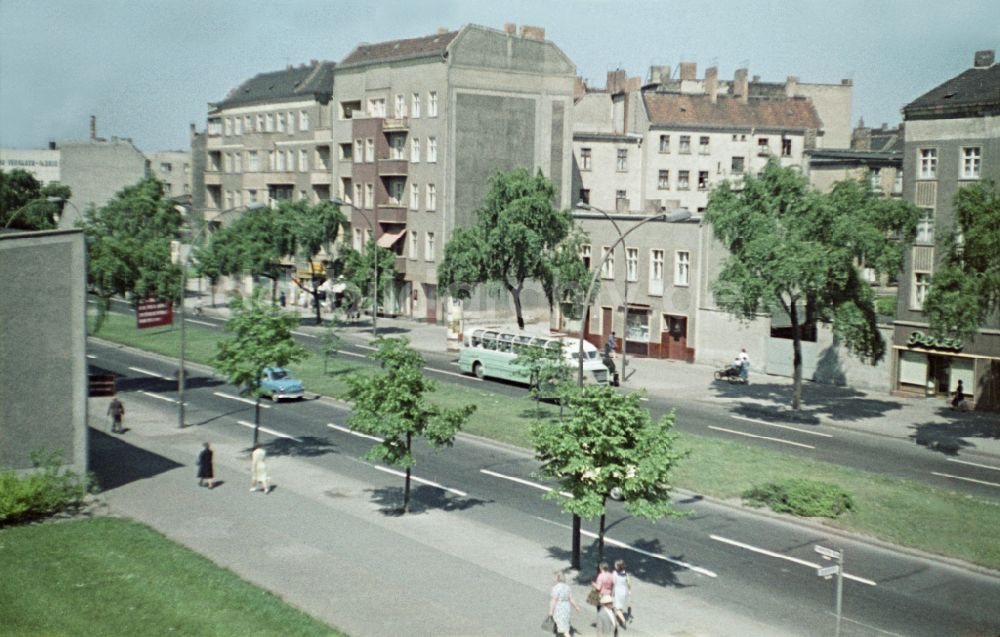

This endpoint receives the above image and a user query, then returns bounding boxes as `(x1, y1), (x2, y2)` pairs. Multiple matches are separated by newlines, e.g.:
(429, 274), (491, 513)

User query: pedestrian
(605, 331), (617, 356)
(951, 380), (968, 411)
(548, 571), (580, 637)
(197, 442), (214, 489)
(592, 562), (614, 610)
(612, 559), (632, 627)
(107, 396), (125, 433)
(737, 347), (750, 384)
(250, 446), (270, 493)
(279, 291), (286, 307)
(597, 594), (618, 636)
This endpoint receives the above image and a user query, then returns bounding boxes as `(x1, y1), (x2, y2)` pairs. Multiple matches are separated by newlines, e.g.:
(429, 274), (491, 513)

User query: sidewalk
(88, 393), (803, 637)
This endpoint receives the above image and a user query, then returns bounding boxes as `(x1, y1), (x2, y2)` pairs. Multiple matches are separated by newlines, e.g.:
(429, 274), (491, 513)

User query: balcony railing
(383, 117), (409, 131)
(377, 158), (408, 176)
(376, 204), (407, 224)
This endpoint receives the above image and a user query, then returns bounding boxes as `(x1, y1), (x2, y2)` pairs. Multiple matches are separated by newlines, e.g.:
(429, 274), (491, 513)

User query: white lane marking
(129, 366), (172, 380)
(140, 391), (178, 404)
(327, 423), (384, 443)
(947, 458), (1000, 472)
(426, 366), (482, 382)
(185, 318), (216, 327)
(292, 331), (317, 339)
(86, 354), (97, 359)
(357, 344), (376, 351)
(708, 425), (815, 449)
(931, 471), (1000, 489)
(213, 391), (270, 408)
(539, 518), (716, 578)
(639, 397), (649, 402)
(237, 420), (302, 442)
(709, 535), (876, 586)
(731, 415), (833, 438)
(340, 350), (367, 359)
(371, 465), (468, 497)
(480, 469), (574, 499)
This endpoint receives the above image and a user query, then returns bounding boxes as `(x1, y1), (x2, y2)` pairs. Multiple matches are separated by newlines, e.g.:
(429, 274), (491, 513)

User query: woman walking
(592, 562), (614, 608)
(250, 446), (270, 493)
(612, 559), (632, 627)
(197, 442), (214, 489)
(548, 571), (580, 637)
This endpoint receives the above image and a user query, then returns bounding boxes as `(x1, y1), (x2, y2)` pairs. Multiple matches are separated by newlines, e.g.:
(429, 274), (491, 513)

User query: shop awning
(376, 228), (406, 248)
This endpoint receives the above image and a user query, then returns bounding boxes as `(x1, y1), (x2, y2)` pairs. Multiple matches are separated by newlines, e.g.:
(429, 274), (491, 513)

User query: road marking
(708, 426), (815, 449)
(185, 318), (216, 327)
(639, 397), (649, 402)
(340, 350), (367, 359)
(213, 391), (270, 408)
(731, 415), (833, 438)
(931, 471), (1000, 489)
(140, 391), (178, 404)
(237, 420), (302, 442)
(128, 366), (172, 380)
(292, 331), (317, 339)
(947, 458), (1000, 472)
(480, 469), (574, 498)
(371, 465), (468, 497)
(357, 344), (376, 351)
(327, 423), (384, 443)
(709, 535), (876, 586)
(86, 354), (97, 359)
(426, 367), (482, 382)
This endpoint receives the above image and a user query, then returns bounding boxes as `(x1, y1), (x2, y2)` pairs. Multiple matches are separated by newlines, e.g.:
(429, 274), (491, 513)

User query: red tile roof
(341, 31), (459, 66)
(643, 93), (823, 130)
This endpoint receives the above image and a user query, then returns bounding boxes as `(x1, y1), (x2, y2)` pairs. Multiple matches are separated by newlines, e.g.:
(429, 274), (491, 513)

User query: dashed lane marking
(128, 366), (172, 381)
(327, 423), (384, 443)
(292, 331), (317, 338)
(708, 425), (815, 449)
(480, 469), (573, 498)
(947, 458), (1000, 472)
(371, 465), (468, 497)
(213, 391), (270, 408)
(185, 319), (216, 327)
(425, 367), (482, 382)
(86, 354), (97, 359)
(340, 350), (367, 359)
(709, 535), (876, 586)
(237, 420), (302, 442)
(140, 391), (179, 404)
(931, 471), (1000, 489)
(731, 415), (833, 438)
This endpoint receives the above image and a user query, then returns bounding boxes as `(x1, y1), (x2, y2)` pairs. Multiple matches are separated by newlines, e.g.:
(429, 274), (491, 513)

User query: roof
(340, 30), (458, 67)
(903, 63), (1000, 119)
(643, 93), (823, 131)
(805, 148), (901, 168)
(212, 61), (336, 110)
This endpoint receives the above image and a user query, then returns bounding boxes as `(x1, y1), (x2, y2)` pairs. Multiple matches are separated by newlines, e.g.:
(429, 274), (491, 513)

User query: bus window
(498, 333), (514, 353)
(483, 332), (498, 351)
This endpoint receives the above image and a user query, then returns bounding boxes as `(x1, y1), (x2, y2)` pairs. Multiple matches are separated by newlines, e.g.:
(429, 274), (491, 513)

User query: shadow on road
(910, 409), (1000, 455)
(88, 428), (183, 491)
(250, 436), (339, 458)
(366, 484), (489, 516)
(712, 379), (904, 425)
(546, 539), (693, 590)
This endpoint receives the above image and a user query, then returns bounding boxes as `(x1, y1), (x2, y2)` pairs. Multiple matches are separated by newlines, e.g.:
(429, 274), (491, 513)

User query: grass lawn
(0, 517), (345, 637)
(89, 312), (1000, 571)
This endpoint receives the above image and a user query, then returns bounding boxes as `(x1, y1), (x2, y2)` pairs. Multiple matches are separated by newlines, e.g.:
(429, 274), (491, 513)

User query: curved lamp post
(177, 201), (265, 428)
(576, 208), (691, 386)
(330, 196), (378, 337)
(3, 196), (74, 229)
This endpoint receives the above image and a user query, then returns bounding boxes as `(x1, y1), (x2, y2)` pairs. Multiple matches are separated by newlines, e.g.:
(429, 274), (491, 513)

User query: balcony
(383, 117), (409, 131)
(394, 255), (407, 274)
(204, 172), (223, 186)
(378, 158), (408, 176)
(377, 204), (408, 224)
(309, 171), (332, 185)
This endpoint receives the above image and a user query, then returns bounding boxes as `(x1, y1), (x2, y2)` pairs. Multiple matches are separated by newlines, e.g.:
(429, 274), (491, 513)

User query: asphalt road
(87, 338), (1000, 637)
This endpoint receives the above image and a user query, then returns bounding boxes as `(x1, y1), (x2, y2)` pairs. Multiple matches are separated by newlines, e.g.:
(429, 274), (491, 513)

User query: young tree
(81, 177), (184, 331)
(0, 168), (67, 230)
(320, 320), (342, 375)
(513, 339), (572, 419)
(283, 200), (347, 324)
(923, 181), (1000, 339)
(704, 160), (919, 410)
(337, 241), (395, 318)
(346, 337), (475, 513)
(214, 289), (307, 446)
(532, 384), (688, 567)
(438, 168), (590, 329)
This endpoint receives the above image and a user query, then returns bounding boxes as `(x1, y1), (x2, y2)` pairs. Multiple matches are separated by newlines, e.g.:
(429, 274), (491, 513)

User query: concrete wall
(793, 81), (853, 149)
(0, 230), (88, 474)
(149, 150), (192, 199)
(59, 137), (149, 227)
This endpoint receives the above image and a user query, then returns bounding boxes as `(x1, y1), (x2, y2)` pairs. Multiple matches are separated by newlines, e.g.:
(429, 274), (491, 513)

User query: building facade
(149, 150), (192, 200)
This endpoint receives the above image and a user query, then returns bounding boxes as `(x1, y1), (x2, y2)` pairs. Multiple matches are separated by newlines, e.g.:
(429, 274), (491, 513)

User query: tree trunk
(511, 286), (525, 330)
(403, 431), (413, 513)
(571, 514), (581, 570)
(790, 302), (803, 411)
(597, 506), (607, 566)
(312, 281), (322, 325)
(253, 397), (261, 447)
(271, 277), (278, 307)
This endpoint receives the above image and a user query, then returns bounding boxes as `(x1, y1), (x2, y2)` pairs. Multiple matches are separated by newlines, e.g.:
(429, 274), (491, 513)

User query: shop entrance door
(662, 314), (688, 360)
(927, 354), (951, 396)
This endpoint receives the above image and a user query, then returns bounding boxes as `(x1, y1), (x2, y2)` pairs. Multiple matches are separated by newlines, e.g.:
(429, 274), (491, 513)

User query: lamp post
(3, 196), (71, 229)
(576, 208), (691, 386)
(177, 201), (265, 429)
(330, 197), (378, 337)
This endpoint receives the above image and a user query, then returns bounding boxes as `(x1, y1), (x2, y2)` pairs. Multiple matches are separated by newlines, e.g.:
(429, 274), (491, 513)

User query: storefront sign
(907, 330), (963, 351)
(136, 298), (173, 329)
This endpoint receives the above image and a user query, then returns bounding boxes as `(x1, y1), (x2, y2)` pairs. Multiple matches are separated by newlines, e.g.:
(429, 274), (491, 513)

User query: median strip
(708, 425), (815, 449)
(709, 534), (876, 586)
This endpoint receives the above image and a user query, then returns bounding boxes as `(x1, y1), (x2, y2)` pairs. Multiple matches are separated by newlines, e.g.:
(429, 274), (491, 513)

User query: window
(649, 249), (664, 295)
(919, 148), (937, 179)
(275, 151), (285, 171)
(223, 153), (233, 173)
(353, 227), (363, 251)
(364, 183), (374, 209)
(387, 179), (404, 205)
(757, 137), (770, 155)
(234, 153), (242, 173)
(698, 171), (709, 191)
(409, 231), (418, 259)
(659, 134), (670, 153)
(235, 191), (242, 207)
(699, 136), (710, 154)
(626, 247), (638, 282)
(616, 148), (628, 171)
(615, 190), (627, 211)
(233, 117), (242, 136)
(675, 251), (690, 286)
(340, 100), (360, 119)
(428, 91), (438, 117)
(580, 244), (591, 270)
(894, 170), (903, 194)
(225, 190), (233, 209)
(411, 137), (420, 162)
(913, 272), (930, 309)
(870, 168), (882, 190)
(353, 183), (362, 207)
(961, 147), (981, 179)
(256, 114), (264, 131)
(354, 139), (364, 162)
(265, 113), (274, 132)
(365, 138), (374, 163)
(339, 143), (352, 161)
(389, 134), (405, 160)
(426, 183), (436, 210)
(578, 188), (590, 205)
(248, 189), (257, 203)
(580, 147), (592, 170)
(248, 151), (259, 172)
(678, 170), (690, 190)
(427, 137), (437, 163)
(289, 150), (297, 171)
(679, 135), (691, 154)
(299, 149), (308, 171)
(410, 183), (420, 209)
(277, 112), (285, 133)
(368, 97), (386, 117)
(658, 170), (670, 189)
(299, 111), (309, 131)
(916, 208), (934, 244)
(244, 115), (252, 133)
(425, 232), (435, 261)
(395, 94), (406, 118)
(411, 93), (421, 118)
(224, 117), (232, 136)
(781, 138), (792, 157)
(601, 246), (614, 279)
(731, 156), (745, 174)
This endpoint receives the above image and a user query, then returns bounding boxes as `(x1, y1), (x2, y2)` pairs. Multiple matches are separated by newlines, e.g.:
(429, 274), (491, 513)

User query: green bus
(458, 327), (610, 386)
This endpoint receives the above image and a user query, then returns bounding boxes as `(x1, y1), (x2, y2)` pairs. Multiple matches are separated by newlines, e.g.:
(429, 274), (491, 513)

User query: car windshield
(271, 369), (288, 380)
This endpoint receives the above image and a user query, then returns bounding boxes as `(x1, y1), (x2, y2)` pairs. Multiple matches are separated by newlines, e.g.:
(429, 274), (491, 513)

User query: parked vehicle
(261, 367), (304, 401)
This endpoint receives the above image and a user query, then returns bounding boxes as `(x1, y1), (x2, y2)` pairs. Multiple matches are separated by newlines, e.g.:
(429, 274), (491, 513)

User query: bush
(742, 479), (854, 517)
(0, 450), (96, 526)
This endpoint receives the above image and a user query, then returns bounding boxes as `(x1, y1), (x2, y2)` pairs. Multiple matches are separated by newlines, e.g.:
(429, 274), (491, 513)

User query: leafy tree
(923, 181), (1000, 339)
(704, 160), (919, 409)
(438, 168), (590, 329)
(81, 177), (184, 331)
(346, 337), (475, 513)
(320, 320), (342, 375)
(513, 338), (572, 419)
(337, 241), (395, 318)
(284, 200), (347, 324)
(214, 289), (307, 446)
(532, 384), (688, 567)
(0, 168), (69, 230)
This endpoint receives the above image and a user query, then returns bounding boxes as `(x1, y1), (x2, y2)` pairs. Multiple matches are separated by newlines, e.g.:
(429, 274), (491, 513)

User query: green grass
(89, 312), (1000, 570)
(0, 517), (345, 637)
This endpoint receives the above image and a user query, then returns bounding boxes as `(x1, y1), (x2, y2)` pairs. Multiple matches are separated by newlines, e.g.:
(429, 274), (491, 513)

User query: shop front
(892, 325), (1000, 409)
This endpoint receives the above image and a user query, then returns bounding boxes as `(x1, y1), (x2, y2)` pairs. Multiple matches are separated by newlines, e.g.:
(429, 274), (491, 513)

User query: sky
(1, 0), (998, 154)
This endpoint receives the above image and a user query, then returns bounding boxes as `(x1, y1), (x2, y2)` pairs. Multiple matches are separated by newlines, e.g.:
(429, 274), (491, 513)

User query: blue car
(261, 367), (304, 401)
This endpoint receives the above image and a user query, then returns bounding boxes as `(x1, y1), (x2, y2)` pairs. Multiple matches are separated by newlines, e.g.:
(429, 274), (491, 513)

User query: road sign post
(815, 545), (844, 637)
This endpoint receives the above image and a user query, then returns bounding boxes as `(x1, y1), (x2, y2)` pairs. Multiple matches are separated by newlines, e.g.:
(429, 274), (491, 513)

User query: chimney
(785, 75), (799, 97)
(520, 25), (545, 41)
(649, 65), (671, 85)
(437, 27), (448, 35)
(606, 69), (627, 93)
(574, 76), (587, 100)
(733, 68), (749, 103)
(90, 115), (96, 140)
(705, 66), (718, 103)
(48, 140), (57, 150)
(504, 22), (516, 35)
(974, 49), (995, 68)
(679, 62), (697, 81)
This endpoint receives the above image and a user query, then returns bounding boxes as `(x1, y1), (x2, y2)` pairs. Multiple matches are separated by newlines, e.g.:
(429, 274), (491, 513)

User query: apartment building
(149, 150), (192, 200)
(893, 50), (1000, 409)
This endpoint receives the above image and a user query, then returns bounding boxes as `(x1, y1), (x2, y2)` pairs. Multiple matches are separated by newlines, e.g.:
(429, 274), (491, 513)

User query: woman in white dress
(250, 446), (270, 493)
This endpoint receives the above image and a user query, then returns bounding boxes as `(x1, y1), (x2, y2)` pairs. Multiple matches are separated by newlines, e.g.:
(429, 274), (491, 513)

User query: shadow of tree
(88, 428), (184, 491)
(910, 409), (1000, 455)
(249, 436), (338, 458)
(546, 537), (692, 590)
(365, 484), (489, 516)
(711, 379), (904, 424)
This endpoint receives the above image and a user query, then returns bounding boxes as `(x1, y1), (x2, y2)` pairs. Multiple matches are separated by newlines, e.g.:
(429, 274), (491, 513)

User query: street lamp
(575, 207), (691, 386)
(177, 201), (265, 428)
(330, 196), (378, 337)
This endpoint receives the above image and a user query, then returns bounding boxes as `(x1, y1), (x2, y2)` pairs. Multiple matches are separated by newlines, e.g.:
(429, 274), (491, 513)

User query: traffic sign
(817, 565), (840, 577)
(814, 545), (842, 560)
(137, 298), (173, 329)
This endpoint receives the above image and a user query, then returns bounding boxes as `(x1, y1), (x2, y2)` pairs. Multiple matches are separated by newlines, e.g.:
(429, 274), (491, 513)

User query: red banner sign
(136, 298), (173, 329)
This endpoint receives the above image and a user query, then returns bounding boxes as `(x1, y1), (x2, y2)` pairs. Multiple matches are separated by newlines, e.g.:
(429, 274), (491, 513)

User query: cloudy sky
(1, 0), (997, 153)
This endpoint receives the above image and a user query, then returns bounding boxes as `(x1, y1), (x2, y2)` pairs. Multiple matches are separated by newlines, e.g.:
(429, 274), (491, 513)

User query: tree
(214, 289), (307, 446)
(320, 320), (342, 375)
(532, 384), (688, 567)
(438, 168), (590, 329)
(704, 160), (919, 410)
(346, 337), (475, 513)
(513, 338), (573, 419)
(337, 241), (395, 317)
(81, 177), (184, 331)
(923, 181), (1000, 339)
(284, 200), (347, 324)
(0, 168), (69, 230)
